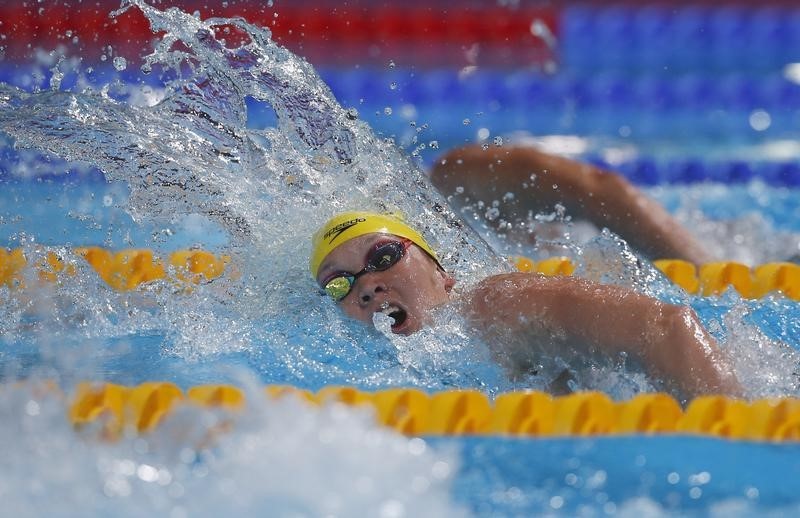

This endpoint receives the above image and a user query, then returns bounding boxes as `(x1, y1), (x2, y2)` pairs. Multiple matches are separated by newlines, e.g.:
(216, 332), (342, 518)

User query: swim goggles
(321, 239), (412, 302)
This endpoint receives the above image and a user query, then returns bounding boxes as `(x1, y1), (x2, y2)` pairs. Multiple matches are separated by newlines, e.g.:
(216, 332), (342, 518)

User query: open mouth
(380, 304), (408, 331)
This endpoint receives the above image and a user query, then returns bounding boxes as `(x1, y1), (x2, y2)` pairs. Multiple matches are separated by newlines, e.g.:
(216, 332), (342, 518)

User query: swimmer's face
(316, 233), (455, 335)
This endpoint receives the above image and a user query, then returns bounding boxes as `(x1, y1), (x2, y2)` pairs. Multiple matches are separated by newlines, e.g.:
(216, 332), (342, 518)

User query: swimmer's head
(310, 211), (453, 335)
(309, 211), (440, 278)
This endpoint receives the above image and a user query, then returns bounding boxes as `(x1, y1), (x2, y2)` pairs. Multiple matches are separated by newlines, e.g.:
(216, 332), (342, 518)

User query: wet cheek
(401, 268), (426, 292)
(342, 301), (371, 323)
(405, 271), (437, 302)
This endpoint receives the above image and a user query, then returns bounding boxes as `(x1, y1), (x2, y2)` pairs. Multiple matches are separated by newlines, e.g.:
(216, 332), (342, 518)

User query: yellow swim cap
(309, 211), (440, 279)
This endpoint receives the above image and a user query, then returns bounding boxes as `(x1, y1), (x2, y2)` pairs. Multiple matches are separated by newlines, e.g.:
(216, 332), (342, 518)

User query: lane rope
(6, 381), (799, 442)
(2, 247), (799, 300)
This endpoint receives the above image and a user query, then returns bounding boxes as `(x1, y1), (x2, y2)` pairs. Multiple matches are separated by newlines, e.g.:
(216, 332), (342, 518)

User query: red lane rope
(0, 3), (559, 66)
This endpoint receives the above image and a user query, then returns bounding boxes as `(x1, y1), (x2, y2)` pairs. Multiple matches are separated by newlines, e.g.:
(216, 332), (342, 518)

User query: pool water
(2, 1), (800, 516)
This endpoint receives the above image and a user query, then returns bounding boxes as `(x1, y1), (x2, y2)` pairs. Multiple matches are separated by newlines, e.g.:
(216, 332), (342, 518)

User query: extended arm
(431, 144), (713, 264)
(467, 272), (742, 399)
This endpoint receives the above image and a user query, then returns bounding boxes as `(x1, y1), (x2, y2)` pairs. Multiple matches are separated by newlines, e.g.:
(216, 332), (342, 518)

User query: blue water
(2, 2), (800, 516)
(444, 436), (800, 515)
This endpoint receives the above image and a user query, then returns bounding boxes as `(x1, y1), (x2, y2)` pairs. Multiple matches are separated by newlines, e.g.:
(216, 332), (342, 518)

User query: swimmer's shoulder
(466, 271), (589, 316)
(472, 271), (587, 292)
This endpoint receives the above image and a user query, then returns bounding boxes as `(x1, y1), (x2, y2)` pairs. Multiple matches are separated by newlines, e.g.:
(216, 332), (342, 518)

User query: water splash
(1, 1), (799, 399)
(4, 3), (800, 517)
(0, 381), (466, 517)
(0, 1), (506, 391)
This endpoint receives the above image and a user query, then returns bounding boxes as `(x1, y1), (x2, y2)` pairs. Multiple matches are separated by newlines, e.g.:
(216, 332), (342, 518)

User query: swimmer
(310, 211), (742, 400)
(430, 144), (713, 265)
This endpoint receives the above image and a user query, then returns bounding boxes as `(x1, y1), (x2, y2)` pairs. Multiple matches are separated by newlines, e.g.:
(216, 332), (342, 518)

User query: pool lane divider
(0, 4), (558, 66)
(0, 247), (231, 291)
(2, 247), (800, 300)
(514, 256), (800, 299)
(5, 381), (800, 443)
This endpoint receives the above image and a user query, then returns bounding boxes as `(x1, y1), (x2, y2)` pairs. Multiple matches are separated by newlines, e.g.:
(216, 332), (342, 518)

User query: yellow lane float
(2, 248), (799, 299)
(38, 382), (800, 442)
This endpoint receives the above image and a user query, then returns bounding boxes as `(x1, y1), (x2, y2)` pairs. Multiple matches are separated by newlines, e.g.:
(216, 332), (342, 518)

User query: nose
(356, 275), (386, 307)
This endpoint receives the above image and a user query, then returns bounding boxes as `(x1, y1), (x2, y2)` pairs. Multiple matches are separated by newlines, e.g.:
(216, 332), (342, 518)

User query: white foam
(0, 382), (466, 517)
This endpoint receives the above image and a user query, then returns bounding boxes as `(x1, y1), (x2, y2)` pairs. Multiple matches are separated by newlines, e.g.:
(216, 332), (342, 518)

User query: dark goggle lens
(322, 240), (408, 302)
(366, 241), (404, 271)
(324, 275), (354, 301)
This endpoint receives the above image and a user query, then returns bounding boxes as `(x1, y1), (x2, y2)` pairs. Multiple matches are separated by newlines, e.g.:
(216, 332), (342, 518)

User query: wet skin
(430, 144), (714, 265)
(316, 233), (454, 335)
(316, 232), (742, 399)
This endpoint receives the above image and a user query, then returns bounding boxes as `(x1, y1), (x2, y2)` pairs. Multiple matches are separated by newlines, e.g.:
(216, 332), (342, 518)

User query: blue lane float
(4, 144), (798, 187)
(561, 5), (800, 74)
(317, 68), (800, 112)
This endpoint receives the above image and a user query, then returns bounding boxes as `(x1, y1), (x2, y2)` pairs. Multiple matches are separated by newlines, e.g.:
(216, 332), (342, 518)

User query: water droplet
(407, 437), (426, 455)
(530, 19), (557, 50)
(388, 60), (396, 69)
(49, 70), (63, 90)
(345, 108), (358, 120)
(25, 400), (40, 416)
(113, 57), (127, 71)
(431, 461), (450, 479)
(462, 118), (470, 125)
(384, 107), (392, 115)
(429, 140), (439, 149)
(137, 464), (159, 482)
(493, 136), (503, 147)
(389, 81), (397, 90)
(749, 109), (771, 131)
(379, 499), (405, 518)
